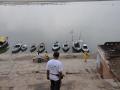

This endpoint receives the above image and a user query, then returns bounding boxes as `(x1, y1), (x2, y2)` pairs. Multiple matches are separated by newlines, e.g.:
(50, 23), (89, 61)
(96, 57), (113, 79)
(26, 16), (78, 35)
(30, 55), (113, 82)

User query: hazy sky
(0, 1), (120, 52)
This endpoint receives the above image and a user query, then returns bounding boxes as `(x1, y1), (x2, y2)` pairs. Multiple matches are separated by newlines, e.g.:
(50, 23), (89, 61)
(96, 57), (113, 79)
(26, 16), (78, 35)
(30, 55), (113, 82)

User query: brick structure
(97, 42), (120, 81)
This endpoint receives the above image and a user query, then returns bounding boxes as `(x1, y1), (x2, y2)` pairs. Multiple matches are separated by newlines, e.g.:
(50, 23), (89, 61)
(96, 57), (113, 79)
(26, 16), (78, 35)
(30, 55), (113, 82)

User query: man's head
(53, 52), (59, 59)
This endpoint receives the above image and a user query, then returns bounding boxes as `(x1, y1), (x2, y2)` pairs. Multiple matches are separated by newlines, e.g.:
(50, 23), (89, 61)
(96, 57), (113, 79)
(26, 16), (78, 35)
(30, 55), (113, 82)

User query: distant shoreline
(0, 0), (114, 5)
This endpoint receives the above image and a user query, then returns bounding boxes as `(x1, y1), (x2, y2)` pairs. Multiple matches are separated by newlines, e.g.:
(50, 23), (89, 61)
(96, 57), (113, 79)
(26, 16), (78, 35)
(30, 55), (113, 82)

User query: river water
(0, 1), (120, 53)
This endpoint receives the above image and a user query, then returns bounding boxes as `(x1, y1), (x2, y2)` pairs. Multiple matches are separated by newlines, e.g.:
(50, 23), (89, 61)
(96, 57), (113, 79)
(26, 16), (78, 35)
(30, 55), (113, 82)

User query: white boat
(62, 43), (70, 52)
(21, 44), (27, 52)
(72, 41), (81, 53)
(12, 43), (22, 53)
(37, 43), (45, 53)
(82, 44), (89, 53)
(30, 44), (36, 52)
(52, 42), (60, 52)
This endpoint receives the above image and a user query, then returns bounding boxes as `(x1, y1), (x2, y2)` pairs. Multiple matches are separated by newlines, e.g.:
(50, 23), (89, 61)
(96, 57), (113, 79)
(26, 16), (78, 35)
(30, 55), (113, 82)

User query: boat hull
(37, 43), (45, 53)
(21, 47), (27, 52)
(52, 47), (60, 52)
(72, 47), (81, 53)
(0, 41), (9, 49)
(81, 48), (89, 53)
(21, 45), (27, 52)
(12, 44), (22, 53)
(0, 36), (9, 49)
(12, 47), (21, 53)
(81, 44), (89, 53)
(37, 48), (45, 53)
(30, 46), (36, 52)
(62, 47), (70, 52)
(52, 42), (60, 52)
(72, 41), (82, 53)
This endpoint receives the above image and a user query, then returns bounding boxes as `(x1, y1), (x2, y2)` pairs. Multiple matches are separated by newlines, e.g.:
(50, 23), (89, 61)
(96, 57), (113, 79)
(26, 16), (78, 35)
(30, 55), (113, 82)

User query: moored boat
(0, 36), (9, 49)
(30, 44), (36, 52)
(12, 43), (22, 53)
(82, 44), (89, 53)
(52, 42), (60, 52)
(37, 43), (45, 53)
(62, 43), (70, 52)
(72, 41), (81, 53)
(21, 44), (27, 52)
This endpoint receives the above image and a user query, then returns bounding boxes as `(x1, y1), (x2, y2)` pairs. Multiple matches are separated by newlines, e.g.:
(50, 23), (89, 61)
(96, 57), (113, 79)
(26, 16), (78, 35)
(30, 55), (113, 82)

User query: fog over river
(0, 1), (120, 53)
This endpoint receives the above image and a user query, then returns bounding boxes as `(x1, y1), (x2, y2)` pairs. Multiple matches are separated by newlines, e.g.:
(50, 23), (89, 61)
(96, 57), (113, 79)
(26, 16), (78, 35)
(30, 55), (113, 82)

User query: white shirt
(46, 59), (63, 81)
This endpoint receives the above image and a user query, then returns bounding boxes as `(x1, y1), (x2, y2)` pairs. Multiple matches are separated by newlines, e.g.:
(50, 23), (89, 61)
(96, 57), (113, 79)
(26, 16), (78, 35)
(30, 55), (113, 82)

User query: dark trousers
(50, 80), (61, 90)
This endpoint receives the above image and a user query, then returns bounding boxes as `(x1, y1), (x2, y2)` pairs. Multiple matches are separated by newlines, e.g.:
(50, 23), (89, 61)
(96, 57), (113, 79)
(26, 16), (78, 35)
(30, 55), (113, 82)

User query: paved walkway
(0, 56), (119, 90)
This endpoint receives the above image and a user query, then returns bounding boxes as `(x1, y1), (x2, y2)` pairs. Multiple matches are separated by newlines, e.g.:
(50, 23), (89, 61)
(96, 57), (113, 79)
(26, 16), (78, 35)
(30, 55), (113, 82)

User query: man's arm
(47, 70), (49, 80)
(58, 62), (64, 80)
(59, 71), (63, 80)
(59, 72), (62, 80)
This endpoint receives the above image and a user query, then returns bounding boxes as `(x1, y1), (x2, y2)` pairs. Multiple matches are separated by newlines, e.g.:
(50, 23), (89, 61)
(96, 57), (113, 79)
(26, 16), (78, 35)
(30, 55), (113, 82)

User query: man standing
(44, 51), (49, 61)
(46, 52), (63, 90)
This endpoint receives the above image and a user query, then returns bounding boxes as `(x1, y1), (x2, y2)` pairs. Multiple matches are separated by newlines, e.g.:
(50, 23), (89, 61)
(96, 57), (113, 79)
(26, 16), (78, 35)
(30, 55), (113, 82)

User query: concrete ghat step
(104, 79), (120, 88)
(0, 87), (14, 90)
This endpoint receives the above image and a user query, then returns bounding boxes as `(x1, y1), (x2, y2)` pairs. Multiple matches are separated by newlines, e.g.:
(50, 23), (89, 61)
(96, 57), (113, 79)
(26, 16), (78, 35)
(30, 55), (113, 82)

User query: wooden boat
(72, 41), (81, 53)
(62, 43), (70, 52)
(30, 44), (36, 52)
(82, 44), (89, 53)
(21, 44), (27, 52)
(12, 43), (22, 53)
(52, 42), (60, 52)
(37, 43), (45, 53)
(0, 36), (9, 49)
